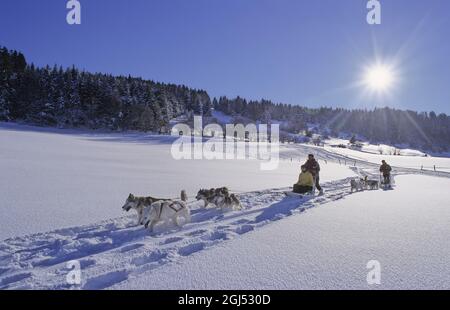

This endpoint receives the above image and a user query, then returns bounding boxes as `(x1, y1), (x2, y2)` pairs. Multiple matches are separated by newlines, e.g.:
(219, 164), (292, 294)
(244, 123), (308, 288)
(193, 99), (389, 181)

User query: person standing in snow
(303, 154), (323, 195)
(380, 160), (392, 185)
(293, 166), (314, 194)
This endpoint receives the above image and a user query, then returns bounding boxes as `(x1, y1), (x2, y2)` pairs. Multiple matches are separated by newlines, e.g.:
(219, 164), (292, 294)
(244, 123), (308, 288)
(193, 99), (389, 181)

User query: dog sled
(284, 189), (322, 199)
(380, 174), (395, 190)
(284, 181), (321, 199)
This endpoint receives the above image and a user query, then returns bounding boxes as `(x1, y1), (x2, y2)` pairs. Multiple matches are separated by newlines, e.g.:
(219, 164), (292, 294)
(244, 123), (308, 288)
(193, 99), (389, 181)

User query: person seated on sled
(293, 166), (314, 194)
(380, 160), (392, 185)
(303, 154), (323, 194)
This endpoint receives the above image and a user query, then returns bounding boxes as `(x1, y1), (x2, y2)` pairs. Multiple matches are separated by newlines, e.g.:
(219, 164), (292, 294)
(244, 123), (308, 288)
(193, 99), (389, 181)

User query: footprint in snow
(161, 237), (184, 245)
(185, 229), (208, 237)
(234, 224), (255, 235)
(178, 242), (205, 256)
(0, 272), (33, 288)
(83, 270), (129, 290)
(132, 251), (168, 267)
(119, 243), (145, 253)
(202, 231), (228, 241)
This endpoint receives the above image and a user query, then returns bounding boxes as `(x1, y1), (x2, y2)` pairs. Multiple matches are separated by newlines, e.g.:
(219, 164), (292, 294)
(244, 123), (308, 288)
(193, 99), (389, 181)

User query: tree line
(1, 46), (449, 152)
(0, 47), (211, 132)
(213, 97), (450, 152)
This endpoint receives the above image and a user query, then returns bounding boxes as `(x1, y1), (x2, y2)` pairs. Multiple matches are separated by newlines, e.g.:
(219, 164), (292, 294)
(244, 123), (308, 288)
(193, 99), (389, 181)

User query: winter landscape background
(1, 0), (450, 290)
(1, 47), (450, 153)
(1, 120), (449, 289)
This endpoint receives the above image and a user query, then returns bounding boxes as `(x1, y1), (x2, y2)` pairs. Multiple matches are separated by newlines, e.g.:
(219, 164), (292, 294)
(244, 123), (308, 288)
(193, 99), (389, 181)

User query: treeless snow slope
(325, 145), (450, 173)
(2, 123), (448, 290)
(115, 174), (450, 290)
(0, 123), (353, 240)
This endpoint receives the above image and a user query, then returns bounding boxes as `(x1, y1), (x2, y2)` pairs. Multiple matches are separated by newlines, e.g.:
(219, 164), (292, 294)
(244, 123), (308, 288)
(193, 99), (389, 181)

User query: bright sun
(364, 64), (395, 92)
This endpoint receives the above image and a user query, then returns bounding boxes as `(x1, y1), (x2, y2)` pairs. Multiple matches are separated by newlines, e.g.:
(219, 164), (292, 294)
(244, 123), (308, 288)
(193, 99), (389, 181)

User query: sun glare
(364, 64), (395, 92)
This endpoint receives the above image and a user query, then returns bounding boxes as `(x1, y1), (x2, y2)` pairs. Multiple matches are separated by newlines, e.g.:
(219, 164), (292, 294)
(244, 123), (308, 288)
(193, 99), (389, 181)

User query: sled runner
(380, 173), (394, 190)
(284, 191), (304, 198)
(285, 182), (324, 198)
(284, 188), (321, 198)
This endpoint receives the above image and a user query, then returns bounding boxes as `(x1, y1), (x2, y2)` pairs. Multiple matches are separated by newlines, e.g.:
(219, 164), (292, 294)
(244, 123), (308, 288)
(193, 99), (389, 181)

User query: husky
(142, 198), (191, 232)
(196, 187), (242, 211)
(122, 194), (170, 225)
(364, 176), (379, 190)
(350, 178), (365, 193)
(180, 190), (188, 203)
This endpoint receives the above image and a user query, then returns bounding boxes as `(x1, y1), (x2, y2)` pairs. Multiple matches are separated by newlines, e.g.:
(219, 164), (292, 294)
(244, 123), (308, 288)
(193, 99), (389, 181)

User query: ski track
(1, 147), (448, 290)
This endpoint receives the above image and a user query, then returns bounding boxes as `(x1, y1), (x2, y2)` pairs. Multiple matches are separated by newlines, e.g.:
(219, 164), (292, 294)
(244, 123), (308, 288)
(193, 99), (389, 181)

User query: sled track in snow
(305, 145), (450, 179)
(1, 176), (361, 290)
(1, 149), (448, 290)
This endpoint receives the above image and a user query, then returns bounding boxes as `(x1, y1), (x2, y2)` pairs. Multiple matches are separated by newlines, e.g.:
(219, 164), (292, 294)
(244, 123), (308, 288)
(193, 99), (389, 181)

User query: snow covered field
(0, 122), (353, 239)
(322, 138), (450, 173)
(116, 175), (450, 290)
(1, 122), (449, 290)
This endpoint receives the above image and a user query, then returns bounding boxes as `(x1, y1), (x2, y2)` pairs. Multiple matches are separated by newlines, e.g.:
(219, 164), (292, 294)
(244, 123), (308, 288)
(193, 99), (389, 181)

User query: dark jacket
(303, 159), (320, 176)
(380, 163), (392, 175)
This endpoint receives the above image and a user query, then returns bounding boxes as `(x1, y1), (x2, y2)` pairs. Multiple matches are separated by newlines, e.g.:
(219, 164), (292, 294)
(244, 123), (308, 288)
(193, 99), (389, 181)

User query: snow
(324, 145), (450, 173)
(211, 110), (233, 124)
(114, 175), (450, 290)
(1, 122), (449, 290)
(0, 122), (353, 240)
(318, 137), (450, 172)
(324, 137), (427, 156)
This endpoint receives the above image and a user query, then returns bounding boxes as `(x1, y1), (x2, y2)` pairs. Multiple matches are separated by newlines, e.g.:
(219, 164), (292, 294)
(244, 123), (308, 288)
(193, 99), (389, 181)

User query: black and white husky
(142, 198), (191, 232)
(364, 176), (380, 190)
(122, 194), (170, 225)
(122, 191), (190, 232)
(350, 178), (365, 193)
(196, 187), (242, 211)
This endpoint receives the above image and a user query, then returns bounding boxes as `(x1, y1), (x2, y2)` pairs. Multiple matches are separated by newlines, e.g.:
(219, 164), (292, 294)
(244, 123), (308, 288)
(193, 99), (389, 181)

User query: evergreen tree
(0, 88), (9, 120)
(1, 46), (449, 152)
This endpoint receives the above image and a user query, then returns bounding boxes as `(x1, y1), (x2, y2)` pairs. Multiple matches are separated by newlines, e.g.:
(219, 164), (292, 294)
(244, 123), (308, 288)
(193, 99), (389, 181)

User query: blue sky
(1, 0), (449, 113)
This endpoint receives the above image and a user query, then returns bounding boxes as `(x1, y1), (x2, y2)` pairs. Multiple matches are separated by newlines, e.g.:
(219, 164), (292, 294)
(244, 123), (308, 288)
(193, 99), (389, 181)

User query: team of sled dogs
(122, 187), (242, 232)
(123, 177), (384, 231)
(350, 176), (380, 193)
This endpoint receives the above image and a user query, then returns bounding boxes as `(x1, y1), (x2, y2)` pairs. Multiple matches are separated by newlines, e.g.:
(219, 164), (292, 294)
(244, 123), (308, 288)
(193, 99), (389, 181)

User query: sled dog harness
(155, 202), (185, 221)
